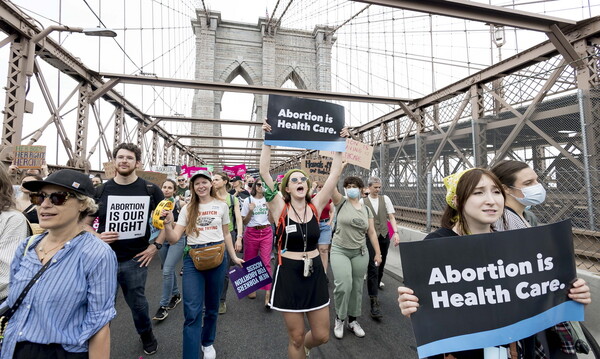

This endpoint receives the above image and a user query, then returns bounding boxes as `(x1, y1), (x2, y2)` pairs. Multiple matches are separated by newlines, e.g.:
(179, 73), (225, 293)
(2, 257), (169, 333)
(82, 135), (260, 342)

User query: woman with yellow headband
(397, 168), (591, 359)
(260, 121), (344, 359)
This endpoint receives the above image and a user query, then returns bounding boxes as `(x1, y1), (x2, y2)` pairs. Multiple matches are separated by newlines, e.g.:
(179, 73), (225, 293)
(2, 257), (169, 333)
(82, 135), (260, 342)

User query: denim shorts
(317, 220), (332, 245)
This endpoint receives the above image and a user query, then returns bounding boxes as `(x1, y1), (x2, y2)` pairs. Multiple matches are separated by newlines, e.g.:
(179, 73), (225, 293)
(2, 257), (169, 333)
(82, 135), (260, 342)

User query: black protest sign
(265, 95), (345, 151)
(400, 220), (584, 358)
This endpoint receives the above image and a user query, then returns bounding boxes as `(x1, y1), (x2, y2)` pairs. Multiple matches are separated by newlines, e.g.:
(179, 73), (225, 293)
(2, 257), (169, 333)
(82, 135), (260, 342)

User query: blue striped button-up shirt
(1, 231), (117, 359)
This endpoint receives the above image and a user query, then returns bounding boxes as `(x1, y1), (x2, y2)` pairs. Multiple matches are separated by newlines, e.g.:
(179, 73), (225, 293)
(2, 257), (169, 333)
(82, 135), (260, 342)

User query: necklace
(290, 203), (309, 251)
(37, 241), (67, 261)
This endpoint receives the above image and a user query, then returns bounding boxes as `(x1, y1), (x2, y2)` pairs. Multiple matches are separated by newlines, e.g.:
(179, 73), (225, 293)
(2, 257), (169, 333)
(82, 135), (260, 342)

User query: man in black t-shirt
(88, 143), (165, 356)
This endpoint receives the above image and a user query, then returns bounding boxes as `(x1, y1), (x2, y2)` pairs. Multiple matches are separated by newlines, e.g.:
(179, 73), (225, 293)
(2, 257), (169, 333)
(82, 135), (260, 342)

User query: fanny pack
(188, 242), (225, 271)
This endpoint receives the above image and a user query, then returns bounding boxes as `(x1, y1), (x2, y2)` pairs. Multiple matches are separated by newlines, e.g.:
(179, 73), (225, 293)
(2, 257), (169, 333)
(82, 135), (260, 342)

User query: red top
(312, 194), (332, 221)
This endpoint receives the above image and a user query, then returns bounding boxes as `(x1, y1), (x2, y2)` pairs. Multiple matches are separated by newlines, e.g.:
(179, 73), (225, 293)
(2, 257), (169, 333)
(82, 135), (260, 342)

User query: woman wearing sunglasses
(0, 163), (28, 303)
(1, 169), (117, 359)
(240, 177), (273, 307)
(260, 122), (344, 359)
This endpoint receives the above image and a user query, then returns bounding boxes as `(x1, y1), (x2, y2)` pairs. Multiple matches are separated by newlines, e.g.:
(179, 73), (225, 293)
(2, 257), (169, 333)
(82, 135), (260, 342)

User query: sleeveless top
(281, 215), (320, 252)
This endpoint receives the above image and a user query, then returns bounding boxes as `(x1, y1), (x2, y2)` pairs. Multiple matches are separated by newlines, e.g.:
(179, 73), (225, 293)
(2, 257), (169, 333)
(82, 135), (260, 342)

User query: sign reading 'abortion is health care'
(400, 220), (584, 358)
(229, 256), (272, 299)
(265, 95), (345, 152)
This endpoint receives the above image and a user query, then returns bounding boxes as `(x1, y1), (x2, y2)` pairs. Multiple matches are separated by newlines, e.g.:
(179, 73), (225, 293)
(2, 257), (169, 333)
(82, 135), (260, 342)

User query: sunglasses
(255, 183), (262, 187)
(30, 192), (75, 206)
(290, 177), (308, 183)
(177, 179), (185, 182)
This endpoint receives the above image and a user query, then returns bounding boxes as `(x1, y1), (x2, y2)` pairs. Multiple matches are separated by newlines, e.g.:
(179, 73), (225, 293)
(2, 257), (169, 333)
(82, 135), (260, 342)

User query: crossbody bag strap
(2, 258), (52, 322)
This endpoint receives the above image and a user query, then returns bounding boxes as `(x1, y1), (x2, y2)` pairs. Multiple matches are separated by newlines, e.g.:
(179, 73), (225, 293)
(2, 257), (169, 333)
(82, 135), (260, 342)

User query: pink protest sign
(229, 256), (272, 299)
(223, 164), (247, 178)
(181, 165), (208, 178)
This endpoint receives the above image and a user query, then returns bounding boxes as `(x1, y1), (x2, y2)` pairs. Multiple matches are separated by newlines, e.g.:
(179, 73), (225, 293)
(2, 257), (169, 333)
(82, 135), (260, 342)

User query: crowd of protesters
(0, 130), (593, 359)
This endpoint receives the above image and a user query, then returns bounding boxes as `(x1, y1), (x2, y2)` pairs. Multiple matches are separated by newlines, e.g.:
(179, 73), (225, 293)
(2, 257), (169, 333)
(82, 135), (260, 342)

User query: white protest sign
(106, 196), (150, 239)
(151, 165), (177, 178)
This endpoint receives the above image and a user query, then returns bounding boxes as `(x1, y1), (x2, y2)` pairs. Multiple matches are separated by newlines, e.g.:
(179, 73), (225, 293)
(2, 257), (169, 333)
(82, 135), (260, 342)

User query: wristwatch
(153, 242), (163, 250)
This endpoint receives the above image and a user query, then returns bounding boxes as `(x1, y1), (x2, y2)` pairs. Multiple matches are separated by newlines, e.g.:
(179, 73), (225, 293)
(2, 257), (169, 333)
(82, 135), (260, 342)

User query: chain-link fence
(342, 49), (600, 274)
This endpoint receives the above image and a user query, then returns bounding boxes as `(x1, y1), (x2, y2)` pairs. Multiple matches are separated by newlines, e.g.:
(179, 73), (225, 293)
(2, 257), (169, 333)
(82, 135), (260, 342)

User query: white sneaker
(379, 281), (385, 289)
(202, 345), (216, 359)
(334, 318), (344, 339)
(347, 320), (366, 338)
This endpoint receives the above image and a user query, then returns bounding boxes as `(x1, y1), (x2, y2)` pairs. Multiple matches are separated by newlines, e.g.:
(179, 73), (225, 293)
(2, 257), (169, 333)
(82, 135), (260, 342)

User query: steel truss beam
(99, 73), (410, 105)
(0, 0), (202, 165)
(353, 0), (574, 32)
(356, 17), (600, 135)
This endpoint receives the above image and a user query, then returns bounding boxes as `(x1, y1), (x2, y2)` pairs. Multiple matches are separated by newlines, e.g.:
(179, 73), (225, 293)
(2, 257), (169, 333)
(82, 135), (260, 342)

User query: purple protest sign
(229, 256), (272, 299)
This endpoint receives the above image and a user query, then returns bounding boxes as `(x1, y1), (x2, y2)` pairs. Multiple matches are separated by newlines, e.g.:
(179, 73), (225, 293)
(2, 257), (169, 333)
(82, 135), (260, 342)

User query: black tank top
(282, 215), (320, 252)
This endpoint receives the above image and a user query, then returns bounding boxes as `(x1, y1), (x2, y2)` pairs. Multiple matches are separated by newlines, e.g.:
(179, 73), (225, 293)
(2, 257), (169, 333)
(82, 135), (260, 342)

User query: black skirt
(269, 255), (329, 312)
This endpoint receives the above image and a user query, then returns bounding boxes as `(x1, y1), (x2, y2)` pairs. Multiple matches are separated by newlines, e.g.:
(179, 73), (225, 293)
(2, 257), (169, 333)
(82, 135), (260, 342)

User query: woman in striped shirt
(1, 169), (117, 359)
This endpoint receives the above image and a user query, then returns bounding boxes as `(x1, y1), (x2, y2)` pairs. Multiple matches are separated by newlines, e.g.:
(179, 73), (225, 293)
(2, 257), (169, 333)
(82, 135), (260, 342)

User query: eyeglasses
(30, 192), (75, 206)
(290, 177), (308, 183)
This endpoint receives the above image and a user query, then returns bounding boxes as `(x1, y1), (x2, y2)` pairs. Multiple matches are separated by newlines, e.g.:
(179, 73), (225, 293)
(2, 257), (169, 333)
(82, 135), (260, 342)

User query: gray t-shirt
(332, 197), (373, 249)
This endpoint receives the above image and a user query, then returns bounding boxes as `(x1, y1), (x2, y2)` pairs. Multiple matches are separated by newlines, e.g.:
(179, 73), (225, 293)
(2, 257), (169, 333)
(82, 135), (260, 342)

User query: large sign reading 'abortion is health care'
(399, 220), (584, 358)
(265, 95), (345, 152)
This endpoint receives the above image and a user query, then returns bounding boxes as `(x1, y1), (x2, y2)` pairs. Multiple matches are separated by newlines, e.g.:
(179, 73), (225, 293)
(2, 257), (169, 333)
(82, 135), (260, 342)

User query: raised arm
(313, 152), (342, 212)
(260, 121), (285, 217)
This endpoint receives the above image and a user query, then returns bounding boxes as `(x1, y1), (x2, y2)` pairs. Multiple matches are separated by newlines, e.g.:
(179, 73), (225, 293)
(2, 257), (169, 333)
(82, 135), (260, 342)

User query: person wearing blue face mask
(491, 160), (591, 358)
(491, 160), (544, 230)
(329, 176), (382, 340)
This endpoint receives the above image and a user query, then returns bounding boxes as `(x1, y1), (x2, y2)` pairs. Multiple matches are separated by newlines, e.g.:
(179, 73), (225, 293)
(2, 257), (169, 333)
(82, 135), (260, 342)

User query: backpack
(274, 202), (319, 265)
(226, 194), (238, 230)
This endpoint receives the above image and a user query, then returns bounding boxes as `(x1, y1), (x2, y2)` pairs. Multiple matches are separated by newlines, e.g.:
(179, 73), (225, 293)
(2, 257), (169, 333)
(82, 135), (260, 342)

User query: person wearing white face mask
(491, 160), (545, 230)
(491, 160), (591, 358)
(329, 176), (381, 340)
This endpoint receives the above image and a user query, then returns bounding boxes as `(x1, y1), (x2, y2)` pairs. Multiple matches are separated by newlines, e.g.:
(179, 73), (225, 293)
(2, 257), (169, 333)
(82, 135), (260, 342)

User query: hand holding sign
(265, 95), (345, 151)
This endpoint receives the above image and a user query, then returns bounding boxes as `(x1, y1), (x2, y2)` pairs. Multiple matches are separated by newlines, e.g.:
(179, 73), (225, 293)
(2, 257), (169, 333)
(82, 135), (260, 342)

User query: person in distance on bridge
(162, 169), (243, 359)
(15, 174), (43, 236)
(213, 172), (243, 314)
(176, 175), (189, 201)
(311, 181), (334, 272)
(398, 168), (591, 358)
(229, 175), (250, 201)
(86, 143), (165, 356)
(3, 169), (117, 359)
(330, 175), (382, 339)
(361, 176), (401, 321)
(92, 174), (103, 187)
(152, 179), (185, 322)
(491, 160), (593, 357)
(260, 121), (344, 359)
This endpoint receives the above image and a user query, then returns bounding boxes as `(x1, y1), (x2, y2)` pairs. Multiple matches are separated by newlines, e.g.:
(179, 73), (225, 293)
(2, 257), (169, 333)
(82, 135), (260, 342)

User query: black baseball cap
(22, 169), (95, 197)
(231, 176), (243, 182)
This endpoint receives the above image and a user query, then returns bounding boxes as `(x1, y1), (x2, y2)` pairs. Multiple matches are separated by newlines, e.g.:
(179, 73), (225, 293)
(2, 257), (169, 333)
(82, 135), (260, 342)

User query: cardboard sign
(13, 145), (46, 169)
(301, 159), (332, 184)
(223, 164), (247, 178)
(151, 165), (177, 178)
(265, 95), (345, 151)
(136, 170), (168, 186)
(105, 195), (150, 239)
(103, 162), (116, 178)
(320, 138), (374, 169)
(400, 220), (583, 358)
(229, 256), (272, 299)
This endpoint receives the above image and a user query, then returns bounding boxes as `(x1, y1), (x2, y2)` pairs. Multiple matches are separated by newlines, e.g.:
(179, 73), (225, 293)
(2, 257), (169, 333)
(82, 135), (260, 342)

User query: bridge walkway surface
(110, 250), (418, 359)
